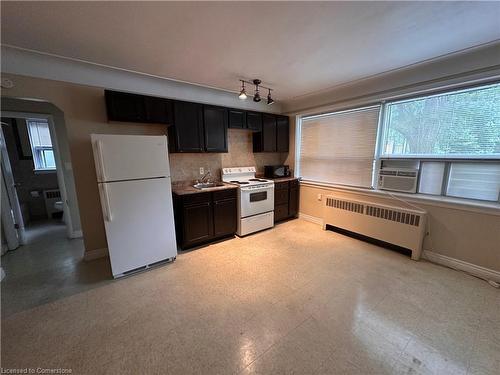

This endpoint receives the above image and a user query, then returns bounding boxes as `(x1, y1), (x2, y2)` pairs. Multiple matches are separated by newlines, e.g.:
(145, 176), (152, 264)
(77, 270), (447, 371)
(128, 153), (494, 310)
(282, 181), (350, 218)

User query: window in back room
(26, 119), (56, 171)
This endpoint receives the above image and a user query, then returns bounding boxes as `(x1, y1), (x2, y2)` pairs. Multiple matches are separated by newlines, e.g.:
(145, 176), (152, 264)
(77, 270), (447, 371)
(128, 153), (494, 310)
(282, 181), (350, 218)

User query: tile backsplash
(169, 129), (287, 182)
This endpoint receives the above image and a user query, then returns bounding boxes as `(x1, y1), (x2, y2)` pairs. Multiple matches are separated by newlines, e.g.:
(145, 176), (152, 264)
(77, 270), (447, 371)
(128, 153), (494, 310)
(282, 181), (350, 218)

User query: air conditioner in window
(378, 168), (418, 193)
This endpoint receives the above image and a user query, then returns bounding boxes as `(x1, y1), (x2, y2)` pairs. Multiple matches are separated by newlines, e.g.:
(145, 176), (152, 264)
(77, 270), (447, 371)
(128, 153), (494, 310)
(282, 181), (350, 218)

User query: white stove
(222, 167), (274, 236)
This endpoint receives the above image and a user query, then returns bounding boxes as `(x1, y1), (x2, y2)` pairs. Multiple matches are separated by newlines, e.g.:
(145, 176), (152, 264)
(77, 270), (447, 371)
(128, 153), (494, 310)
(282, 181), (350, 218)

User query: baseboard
(423, 250), (500, 283)
(299, 213), (323, 226)
(70, 230), (83, 239)
(84, 247), (108, 261)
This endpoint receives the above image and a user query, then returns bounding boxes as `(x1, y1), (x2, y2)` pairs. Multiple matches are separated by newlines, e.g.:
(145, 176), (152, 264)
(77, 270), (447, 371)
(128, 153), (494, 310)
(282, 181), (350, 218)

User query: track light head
(253, 91), (261, 102)
(238, 81), (247, 100)
(267, 89), (274, 105)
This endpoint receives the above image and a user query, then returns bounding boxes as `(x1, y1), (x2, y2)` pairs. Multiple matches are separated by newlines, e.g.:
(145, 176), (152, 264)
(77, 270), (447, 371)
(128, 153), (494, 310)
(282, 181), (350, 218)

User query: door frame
(1, 111), (76, 239)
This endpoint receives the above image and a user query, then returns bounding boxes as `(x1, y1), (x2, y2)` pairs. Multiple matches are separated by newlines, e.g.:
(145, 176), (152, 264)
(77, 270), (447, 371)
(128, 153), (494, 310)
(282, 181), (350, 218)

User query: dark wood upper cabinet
(105, 90), (146, 122)
(203, 105), (228, 152)
(170, 101), (204, 152)
(276, 116), (289, 152)
(228, 109), (247, 129)
(144, 96), (173, 124)
(247, 111), (263, 132)
(262, 114), (277, 152)
(253, 113), (277, 152)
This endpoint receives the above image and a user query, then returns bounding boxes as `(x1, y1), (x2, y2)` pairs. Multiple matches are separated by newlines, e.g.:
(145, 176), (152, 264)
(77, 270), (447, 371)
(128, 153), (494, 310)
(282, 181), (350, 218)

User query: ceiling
(1, 1), (499, 102)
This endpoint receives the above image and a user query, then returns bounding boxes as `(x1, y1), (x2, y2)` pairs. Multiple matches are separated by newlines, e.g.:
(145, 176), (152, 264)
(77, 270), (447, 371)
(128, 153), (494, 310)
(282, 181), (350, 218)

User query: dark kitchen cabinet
(213, 198), (237, 237)
(105, 90), (146, 122)
(273, 179), (300, 223)
(247, 111), (263, 132)
(253, 114), (289, 153)
(173, 188), (237, 249)
(144, 96), (173, 124)
(228, 109), (247, 129)
(169, 101), (204, 152)
(276, 116), (289, 152)
(204, 105), (228, 152)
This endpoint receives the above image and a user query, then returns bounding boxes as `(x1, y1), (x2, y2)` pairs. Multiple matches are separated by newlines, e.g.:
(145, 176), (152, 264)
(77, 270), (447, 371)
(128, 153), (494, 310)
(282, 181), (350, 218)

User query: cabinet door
(145, 96), (173, 124)
(228, 109), (247, 129)
(183, 202), (213, 246)
(213, 198), (237, 237)
(262, 114), (277, 152)
(105, 90), (146, 122)
(289, 186), (299, 217)
(276, 116), (289, 152)
(204, 105), (228, 152)
(275, 188), (289, 206)
(247, 112), (262, 131)
(173, 101), (204, 152)
(274, 204), (289, 222)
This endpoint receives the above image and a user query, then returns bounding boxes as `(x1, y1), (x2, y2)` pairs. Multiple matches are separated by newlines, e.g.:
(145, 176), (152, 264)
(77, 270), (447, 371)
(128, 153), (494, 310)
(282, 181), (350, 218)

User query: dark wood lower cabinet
(174, 189), (237, 249)
(274, 179), (300, 223)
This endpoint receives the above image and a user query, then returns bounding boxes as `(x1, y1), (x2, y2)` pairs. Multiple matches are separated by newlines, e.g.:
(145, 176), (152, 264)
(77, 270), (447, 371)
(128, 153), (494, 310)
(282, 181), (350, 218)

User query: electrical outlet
(199, 167), (204, 175)
(317, 194), (322, 201)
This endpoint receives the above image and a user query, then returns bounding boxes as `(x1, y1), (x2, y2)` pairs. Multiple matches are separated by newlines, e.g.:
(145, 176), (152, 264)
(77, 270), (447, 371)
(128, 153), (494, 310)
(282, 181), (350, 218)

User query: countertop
(172, 181), (238, 196)
(257, 176), (300, 183)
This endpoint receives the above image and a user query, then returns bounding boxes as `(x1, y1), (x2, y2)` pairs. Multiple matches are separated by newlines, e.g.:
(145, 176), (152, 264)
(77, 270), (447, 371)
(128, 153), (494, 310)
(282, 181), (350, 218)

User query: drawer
(275, 181), (289, 190)
(274, 203), (289, 222)
(213, 188), (237, 201)
(182, 192), (211, 206)
(275, 189), (289, 205)
(289, 179), (299, 189)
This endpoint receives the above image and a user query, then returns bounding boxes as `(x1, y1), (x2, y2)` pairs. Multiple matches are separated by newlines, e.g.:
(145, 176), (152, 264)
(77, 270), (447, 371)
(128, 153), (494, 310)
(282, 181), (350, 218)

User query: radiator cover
(322, 195), (427, 260)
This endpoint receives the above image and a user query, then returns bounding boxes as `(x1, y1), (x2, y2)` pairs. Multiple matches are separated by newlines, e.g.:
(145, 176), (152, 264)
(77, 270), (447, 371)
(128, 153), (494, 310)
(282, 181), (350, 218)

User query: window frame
(295, 80), (500, 205)
(26, 118), (57, 172)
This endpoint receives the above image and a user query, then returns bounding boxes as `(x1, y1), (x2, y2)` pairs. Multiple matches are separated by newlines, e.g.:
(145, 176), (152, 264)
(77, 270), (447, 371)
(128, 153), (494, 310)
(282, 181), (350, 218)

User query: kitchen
(1, 2), (499, 374)
(92, 90), (298, 276)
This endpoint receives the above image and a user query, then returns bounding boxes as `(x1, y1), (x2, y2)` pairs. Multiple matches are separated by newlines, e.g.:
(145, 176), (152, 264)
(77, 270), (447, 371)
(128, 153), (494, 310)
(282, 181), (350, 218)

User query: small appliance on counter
(264, 165), (291, 179)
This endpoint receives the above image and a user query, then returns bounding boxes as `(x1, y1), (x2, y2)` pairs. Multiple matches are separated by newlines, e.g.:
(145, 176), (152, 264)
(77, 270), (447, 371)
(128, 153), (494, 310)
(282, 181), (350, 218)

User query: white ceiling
(1, 1), (499, 102)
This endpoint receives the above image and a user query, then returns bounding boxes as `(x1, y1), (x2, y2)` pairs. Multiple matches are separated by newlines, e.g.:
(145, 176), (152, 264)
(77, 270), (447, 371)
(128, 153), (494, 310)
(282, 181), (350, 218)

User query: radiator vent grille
(326, 197), (364, 214)
(45, 190), (61, 199)
(326, 197), (421, 227)
(365, 205), (420, 227)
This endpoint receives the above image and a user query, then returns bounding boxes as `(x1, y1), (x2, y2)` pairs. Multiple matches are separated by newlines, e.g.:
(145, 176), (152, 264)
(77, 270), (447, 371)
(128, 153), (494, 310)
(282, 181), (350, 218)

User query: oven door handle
(241, 186), (275, 192)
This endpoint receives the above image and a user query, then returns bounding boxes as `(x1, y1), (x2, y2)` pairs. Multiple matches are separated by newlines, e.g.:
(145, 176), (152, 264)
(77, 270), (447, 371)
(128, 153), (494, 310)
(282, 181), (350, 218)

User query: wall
(170, 129), (286, 182)
(1, 73), (286, 253)
(283, 43), (500, 273)
(2, 117), (59, 221)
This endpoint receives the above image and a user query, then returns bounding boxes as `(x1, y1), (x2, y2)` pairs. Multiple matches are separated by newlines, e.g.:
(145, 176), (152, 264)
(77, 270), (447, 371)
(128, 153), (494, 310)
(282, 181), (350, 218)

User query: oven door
(240, 185), (274, 218)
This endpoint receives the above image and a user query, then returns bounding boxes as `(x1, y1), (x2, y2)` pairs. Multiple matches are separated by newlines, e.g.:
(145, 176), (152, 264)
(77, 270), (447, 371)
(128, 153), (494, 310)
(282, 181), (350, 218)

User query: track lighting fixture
(267, 89), (274, 105)
(237, 78), (274, 104)
(253, 79), (261, 102)
(238, 80), (247, 100)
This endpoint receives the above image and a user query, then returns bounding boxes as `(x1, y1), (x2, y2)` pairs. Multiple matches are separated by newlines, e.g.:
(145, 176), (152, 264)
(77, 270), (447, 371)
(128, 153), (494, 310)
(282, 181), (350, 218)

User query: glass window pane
(381, 83), (500, 158)
(447, 163), (500, 201)
(418, 162), (445, 195)
(43, 150), (56, 169)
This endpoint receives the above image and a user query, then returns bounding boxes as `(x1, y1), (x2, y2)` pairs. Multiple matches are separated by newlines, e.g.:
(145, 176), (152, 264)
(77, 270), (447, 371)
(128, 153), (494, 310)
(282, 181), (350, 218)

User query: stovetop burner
(249, 178), (268, 182)
(230, 180), (249, 184)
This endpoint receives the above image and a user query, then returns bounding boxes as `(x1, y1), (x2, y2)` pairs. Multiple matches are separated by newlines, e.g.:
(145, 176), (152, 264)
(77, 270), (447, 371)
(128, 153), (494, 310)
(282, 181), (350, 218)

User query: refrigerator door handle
(96, 140), (107, 182)
(99, 184), (113, 222)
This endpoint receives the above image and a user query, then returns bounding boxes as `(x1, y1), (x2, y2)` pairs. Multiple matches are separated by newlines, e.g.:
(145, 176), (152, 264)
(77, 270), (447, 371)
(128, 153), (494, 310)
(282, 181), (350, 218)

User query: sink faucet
(200, 170), (211, 183)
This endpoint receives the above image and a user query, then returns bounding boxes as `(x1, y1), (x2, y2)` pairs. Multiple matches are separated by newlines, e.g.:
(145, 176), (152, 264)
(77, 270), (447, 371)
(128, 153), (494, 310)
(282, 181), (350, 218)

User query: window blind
(299, 106), (380, 188)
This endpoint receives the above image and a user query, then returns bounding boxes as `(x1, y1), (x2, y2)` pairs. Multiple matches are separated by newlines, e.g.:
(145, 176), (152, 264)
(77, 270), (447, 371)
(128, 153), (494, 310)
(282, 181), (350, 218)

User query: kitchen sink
(193, 182), (225, 189)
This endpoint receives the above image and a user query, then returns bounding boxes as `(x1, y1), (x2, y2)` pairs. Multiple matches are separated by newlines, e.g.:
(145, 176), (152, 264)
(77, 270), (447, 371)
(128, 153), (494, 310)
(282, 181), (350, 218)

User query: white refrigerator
(91, 134), (177, 278)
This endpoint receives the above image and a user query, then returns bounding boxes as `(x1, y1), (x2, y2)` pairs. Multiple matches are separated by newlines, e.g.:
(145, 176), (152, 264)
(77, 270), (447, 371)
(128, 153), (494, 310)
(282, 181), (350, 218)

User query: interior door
(0, 125), (25, 246)
(99, 177), (177, 277)
(92, 134), (170, 182)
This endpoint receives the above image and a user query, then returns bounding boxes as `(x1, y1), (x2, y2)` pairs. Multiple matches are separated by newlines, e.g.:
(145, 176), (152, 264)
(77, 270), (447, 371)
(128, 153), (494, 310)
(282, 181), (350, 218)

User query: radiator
(43, 189), (62, 219)
(322, 195), (427, 260)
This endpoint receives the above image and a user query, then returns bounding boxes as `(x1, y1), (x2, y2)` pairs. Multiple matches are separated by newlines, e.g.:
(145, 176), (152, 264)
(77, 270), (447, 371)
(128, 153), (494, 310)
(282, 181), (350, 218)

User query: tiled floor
(1, 220), (111, 317)
(1, 219), (499, 374)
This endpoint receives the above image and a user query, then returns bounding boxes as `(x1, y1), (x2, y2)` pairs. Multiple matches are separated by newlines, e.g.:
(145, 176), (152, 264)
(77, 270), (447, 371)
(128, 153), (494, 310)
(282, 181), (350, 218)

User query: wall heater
(322, 195), (427, 260)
